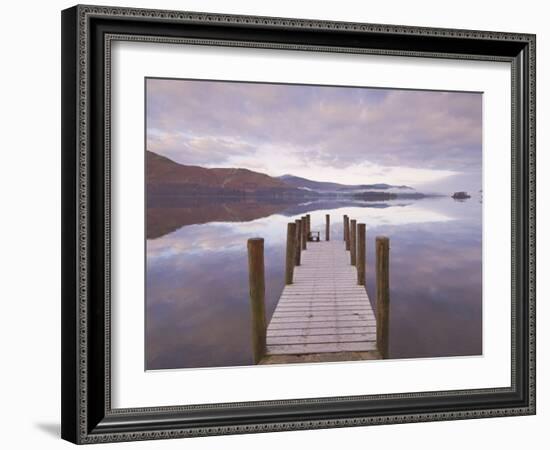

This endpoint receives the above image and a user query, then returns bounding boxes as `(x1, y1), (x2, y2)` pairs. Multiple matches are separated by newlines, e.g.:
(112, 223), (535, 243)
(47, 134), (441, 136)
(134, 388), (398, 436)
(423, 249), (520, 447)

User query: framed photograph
(61, 5), (536, 444)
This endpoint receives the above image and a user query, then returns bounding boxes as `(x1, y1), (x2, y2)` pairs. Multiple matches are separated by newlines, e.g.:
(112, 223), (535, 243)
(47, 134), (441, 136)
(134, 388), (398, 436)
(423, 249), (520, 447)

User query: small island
(451, 191), (471, 200)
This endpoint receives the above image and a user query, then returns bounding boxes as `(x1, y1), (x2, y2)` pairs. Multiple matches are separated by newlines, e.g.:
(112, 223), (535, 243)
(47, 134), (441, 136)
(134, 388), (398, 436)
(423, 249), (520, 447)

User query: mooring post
(306, 214), (311, 237)
(325, 214), (330, 241)
(344, 215), (350, 250)
(343, 215), (347, 241)
(247, 238), (266, 364)
(350, 219), (357, 265)
(294, 219), (302, 266)
(376, 236), (390, 359)
(357, 224), (366, 285)
(285, 222), (297, 284)
(301, 216), (307, 250)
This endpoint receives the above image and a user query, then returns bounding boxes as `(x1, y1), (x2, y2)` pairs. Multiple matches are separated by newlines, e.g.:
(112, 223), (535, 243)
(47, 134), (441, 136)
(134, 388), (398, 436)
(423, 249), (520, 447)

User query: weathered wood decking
(248, 215), (389, 364)
(263, 240), (378, 362)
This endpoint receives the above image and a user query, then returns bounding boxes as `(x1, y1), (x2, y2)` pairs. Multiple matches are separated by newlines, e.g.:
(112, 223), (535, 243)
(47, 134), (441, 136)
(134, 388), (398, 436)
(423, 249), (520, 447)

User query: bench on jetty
(247, 214), (390, 365)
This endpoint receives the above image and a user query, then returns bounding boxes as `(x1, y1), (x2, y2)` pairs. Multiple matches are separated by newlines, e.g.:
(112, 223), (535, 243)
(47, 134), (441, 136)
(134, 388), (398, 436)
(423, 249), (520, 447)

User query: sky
(146, 78), (482, 193)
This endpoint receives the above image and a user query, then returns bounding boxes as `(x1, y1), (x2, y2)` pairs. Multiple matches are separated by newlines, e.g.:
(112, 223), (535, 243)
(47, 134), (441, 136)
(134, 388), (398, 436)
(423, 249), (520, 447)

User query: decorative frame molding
(61, 4), (536, 444)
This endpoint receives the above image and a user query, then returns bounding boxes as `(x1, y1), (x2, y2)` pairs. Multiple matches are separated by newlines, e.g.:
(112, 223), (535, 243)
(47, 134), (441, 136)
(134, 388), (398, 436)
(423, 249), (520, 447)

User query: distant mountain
(277, 175), (349, 192)
(147, 151), (424, 202)
(352, 191), (431, 201)
(147, 151), (307, 197)
(355, 183), (412, 190)
(277, 174), (412, 192)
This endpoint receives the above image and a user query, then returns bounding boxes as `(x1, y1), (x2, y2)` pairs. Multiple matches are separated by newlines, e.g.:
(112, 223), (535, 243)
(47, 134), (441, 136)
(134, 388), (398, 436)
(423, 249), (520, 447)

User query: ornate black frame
(61, 4), (536, 444)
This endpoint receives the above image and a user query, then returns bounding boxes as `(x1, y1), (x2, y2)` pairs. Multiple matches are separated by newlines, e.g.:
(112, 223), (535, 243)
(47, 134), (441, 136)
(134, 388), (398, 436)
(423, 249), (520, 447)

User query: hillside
(146, 150), (423, 200)
(147, 150), (306, 197)
(278, 174), (412, 192)
(277, 174), (348, 192)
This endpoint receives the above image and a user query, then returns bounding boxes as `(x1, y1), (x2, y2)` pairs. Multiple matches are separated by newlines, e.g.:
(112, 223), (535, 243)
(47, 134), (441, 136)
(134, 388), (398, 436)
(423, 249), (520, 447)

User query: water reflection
(146, 196), (482, 369)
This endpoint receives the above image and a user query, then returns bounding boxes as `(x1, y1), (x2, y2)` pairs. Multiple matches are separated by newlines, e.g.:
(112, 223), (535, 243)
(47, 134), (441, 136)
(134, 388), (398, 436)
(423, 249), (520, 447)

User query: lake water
(145, 195), (482, 370)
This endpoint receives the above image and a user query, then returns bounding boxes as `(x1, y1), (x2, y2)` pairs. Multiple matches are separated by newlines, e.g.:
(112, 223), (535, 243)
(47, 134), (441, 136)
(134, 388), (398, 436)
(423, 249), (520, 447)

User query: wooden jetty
(247, 214), (390, 365)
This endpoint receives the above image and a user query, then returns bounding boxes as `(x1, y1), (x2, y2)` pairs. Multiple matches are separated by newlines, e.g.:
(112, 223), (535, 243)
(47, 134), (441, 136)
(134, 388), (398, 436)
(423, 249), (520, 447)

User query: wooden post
(247, 238), (266, 364)
(343, 215), (346, 241)
(350, 219), (357, 265)
(294, 219), (301, 266)
(285, 222), (296, 284)
(357, 224), (366, 285)
(301, 216), (307, 250)
(325, 214), (330, 241)
(344, 215), (350, 250)
(376, 236), (390, 359)
(306, 214), (311, 238)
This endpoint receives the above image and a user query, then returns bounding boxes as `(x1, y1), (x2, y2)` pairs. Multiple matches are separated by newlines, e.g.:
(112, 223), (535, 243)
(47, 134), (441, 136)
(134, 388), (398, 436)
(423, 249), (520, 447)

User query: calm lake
(145, 195), (482, 370)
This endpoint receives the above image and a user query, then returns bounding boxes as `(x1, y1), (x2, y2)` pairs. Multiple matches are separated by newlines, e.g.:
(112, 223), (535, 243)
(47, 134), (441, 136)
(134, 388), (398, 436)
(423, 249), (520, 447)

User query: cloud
(146, 78), (482, 188)
(148, 128), (255, 166)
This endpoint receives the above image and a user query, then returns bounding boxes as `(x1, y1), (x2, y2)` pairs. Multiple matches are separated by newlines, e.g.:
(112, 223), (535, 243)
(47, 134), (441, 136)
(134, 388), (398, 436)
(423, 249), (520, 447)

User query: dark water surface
(146, 196), (482, 370)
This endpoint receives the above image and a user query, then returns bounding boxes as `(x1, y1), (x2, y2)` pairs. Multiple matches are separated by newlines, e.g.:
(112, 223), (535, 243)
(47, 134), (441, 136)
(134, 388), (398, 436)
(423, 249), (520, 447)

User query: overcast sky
(146, 78), (482, 193)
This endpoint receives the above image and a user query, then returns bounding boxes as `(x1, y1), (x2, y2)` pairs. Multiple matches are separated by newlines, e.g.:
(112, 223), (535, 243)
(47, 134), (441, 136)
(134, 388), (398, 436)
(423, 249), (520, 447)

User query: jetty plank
(265, 240), (378, 357)
(267, 333), (375, 345)
(267, 342), (377, 355)
(268, 320), (375, 330)
(267, 326), (376, 337)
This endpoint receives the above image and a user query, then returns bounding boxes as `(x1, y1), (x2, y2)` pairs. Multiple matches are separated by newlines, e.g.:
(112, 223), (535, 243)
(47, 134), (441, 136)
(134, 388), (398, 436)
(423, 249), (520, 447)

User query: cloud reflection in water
(146, 197), (481, 370)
